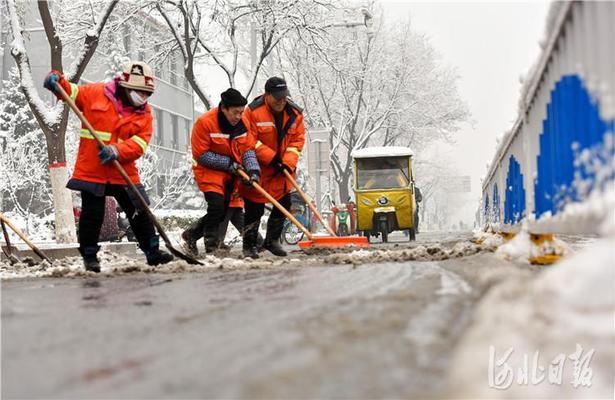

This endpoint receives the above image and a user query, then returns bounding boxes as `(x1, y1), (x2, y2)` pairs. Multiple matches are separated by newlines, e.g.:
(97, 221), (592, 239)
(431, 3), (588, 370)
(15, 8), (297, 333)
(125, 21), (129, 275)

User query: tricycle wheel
(379, 220), (388, 243)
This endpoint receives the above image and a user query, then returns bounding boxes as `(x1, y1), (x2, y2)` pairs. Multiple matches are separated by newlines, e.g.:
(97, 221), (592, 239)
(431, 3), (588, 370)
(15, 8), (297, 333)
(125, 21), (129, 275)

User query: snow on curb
(447, 236), (615, 398)
(0, 239), (495, 279)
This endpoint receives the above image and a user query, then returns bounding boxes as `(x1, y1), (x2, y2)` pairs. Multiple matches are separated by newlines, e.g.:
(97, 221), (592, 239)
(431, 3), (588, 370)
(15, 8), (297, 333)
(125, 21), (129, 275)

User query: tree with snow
(149, 0), (338, 108)
(278, 10), (470, 201)
(0, 68), (53, 230)
(4, 0), (119, 243)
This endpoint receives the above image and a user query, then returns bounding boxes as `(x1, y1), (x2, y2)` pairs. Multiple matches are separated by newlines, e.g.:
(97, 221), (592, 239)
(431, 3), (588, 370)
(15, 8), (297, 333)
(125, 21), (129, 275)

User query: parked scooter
(335, 204), (350, 236)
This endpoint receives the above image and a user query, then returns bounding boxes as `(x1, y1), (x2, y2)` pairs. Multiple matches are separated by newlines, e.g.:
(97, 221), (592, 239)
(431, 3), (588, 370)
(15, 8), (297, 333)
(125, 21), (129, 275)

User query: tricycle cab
(351, 146), (417, 242)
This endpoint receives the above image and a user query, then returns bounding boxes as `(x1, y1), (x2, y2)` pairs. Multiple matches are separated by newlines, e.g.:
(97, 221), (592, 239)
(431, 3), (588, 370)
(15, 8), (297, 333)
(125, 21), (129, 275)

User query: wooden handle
(283, 169), (337, 236)
(237, 169), (312, 240)
(0, 212), (51, 262)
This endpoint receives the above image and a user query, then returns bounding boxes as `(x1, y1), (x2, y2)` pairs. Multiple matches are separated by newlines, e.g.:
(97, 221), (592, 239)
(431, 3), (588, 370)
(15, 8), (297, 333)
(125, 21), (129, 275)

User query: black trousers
(203, 192), (229, 246)
(79, 185), (155, 249)
(218, 207), (244, 240)
(244, 193), (291, 241)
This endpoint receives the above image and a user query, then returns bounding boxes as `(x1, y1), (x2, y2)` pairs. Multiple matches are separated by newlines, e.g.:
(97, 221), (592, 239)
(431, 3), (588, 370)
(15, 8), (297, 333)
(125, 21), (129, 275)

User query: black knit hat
(220, 88), (247, 107)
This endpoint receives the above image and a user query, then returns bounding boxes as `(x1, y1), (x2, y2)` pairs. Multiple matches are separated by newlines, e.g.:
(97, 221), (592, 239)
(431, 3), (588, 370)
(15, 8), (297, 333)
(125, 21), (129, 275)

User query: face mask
(128, 90), (147, 107)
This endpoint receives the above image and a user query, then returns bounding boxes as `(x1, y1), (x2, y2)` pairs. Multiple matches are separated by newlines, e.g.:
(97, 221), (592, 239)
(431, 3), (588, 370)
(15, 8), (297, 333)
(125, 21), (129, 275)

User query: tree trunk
(43, 113), (77, 243)
(337, 172), (351, 204)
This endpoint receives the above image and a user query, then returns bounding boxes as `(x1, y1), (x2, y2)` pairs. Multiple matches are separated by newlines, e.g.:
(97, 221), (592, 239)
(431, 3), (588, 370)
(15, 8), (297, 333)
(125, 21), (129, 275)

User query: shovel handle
(0, 212), (52, 263)
(237, 169), (313, 240)
(282, 169), (337, 237)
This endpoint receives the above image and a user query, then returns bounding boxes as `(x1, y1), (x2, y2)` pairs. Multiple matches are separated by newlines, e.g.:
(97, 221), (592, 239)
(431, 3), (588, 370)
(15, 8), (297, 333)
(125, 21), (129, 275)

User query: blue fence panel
(492, 184), (500, 223)
(534, 74), (614, 217)
(504, 155), (526, 224)
(483, 194), (490, 223)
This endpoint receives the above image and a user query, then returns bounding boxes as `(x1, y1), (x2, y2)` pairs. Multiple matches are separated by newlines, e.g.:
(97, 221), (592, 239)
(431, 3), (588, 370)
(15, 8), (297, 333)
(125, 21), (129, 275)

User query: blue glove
(43, 71), (61, 92)
(242, 170), (260, 186)
(98, 145), (119, 164)
(228, 161), (242, 175)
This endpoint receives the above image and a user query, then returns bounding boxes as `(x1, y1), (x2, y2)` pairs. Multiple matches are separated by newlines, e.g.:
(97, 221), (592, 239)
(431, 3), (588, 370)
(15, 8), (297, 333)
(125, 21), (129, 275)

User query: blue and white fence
(482, 1), (615, 234)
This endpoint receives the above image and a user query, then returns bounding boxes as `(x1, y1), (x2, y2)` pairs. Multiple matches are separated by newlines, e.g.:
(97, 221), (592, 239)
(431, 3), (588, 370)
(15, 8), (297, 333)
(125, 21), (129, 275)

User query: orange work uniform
(191, 107), (254, 196)
(240, 95), (305, 202)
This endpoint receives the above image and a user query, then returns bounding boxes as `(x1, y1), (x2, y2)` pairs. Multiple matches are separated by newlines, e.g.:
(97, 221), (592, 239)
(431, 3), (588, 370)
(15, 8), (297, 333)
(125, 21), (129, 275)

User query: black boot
(204, 228), (220, 254)
(242, 222), (260, 259)
(180, 217), (205, 256)
(141, 236), (174, 266)
(180, 229), (199, 256)
(262, 217), (287, 257)
(79, 245), (101, 273)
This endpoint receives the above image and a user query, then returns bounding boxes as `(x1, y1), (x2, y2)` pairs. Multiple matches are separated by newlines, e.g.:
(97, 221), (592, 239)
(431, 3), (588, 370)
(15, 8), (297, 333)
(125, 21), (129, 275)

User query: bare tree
(4, 0), (119, 243)
(149, 0), (336, 108)
(279, 14), (470, 201)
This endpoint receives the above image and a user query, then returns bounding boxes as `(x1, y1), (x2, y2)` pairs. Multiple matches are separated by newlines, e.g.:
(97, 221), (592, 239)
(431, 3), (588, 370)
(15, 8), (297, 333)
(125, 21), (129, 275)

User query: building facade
(0, 2), (195, 198)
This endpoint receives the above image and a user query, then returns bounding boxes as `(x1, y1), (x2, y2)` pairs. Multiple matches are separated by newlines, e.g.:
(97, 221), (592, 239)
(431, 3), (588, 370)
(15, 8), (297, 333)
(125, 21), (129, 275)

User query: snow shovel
(281, 169), (368, 249)
(236, 169), (368, 250)
(0, 212), (51, 263)
(54, 84), (202, 265)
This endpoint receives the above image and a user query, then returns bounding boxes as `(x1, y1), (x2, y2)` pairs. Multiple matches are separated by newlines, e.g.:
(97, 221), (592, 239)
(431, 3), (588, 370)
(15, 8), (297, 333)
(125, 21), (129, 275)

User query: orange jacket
(191, 108), (253, 196)
(240, 95), (305, 203)
(58, 76), (152, 185)
(229, 187), (245, 208)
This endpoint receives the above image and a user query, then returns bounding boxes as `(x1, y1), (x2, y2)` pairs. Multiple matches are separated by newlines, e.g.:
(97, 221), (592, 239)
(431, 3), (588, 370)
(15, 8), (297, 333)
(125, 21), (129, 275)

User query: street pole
(314, 139), (323, 214)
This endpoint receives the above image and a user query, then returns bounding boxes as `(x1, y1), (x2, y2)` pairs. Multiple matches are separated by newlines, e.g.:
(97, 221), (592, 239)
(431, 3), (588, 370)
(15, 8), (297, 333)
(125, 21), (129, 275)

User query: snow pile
(323, 241), (484, 266)
(529, 181), (615, 236)
(448, 236), (615, 398)
(1, 237), (495, 279)
(471, 229), (504, 250)
(0, 249), (306, 280)
(496, 226), (570, 264)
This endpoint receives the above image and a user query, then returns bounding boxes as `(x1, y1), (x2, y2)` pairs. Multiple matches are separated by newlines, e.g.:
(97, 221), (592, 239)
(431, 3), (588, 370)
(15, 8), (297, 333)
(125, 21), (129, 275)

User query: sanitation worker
(43, 61), (173, 272)
(241, 77), (305, 258)
(185, 88), (260, 254)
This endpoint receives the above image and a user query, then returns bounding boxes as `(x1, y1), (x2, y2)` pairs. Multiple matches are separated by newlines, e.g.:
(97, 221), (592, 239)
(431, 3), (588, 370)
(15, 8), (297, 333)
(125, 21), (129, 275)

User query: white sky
(380, 0), (550, 224)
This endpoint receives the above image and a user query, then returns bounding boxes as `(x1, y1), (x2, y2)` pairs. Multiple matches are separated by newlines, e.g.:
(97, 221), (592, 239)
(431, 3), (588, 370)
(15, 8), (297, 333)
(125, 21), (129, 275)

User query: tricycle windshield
(356, 156), (410, 189)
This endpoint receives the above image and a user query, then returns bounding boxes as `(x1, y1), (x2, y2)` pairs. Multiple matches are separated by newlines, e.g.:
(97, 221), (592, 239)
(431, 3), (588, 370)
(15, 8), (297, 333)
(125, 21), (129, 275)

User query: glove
(270, 154), (292, 174)
(242, 170), (260, 186)
(98, 145), (119, 164)
(43, 71), (61, 92)
(228, 161), (242, 175)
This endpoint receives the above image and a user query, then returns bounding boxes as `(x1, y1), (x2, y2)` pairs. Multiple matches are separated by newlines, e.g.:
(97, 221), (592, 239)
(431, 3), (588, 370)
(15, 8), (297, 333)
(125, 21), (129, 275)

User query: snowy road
(2, 258), (477, 398)
(1, 231), (482, 398)
(2, 231), (610, 399)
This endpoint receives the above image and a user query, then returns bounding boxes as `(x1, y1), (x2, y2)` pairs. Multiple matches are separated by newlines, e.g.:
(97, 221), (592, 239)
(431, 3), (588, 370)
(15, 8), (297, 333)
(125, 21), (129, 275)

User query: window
(171, 115), (179, 150)
(356, 157), (410, 189)
(170, 53), (177, 85)
(185, 118), (192, 149)
(155, 109), (164, 146)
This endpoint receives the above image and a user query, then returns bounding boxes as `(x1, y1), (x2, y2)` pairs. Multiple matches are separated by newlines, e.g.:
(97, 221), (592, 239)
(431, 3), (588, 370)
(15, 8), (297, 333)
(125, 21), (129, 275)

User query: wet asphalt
(1, 231), (522, 399)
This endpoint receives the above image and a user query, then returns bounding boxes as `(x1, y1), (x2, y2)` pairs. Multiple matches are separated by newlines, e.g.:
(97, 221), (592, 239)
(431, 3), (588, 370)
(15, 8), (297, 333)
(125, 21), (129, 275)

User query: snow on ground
(0, 237), (494, 280)
(447, 235), (615, 398)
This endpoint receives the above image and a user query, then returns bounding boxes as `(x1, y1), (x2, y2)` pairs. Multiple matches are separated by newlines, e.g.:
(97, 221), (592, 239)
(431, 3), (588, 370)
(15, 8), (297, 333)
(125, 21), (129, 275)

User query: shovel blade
(298, 235), (369, 249)
(166, 244), (204, 265)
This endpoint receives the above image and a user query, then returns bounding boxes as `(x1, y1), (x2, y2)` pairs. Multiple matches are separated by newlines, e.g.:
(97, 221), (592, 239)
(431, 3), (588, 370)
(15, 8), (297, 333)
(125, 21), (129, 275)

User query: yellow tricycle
(351, 146), (417, 242)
